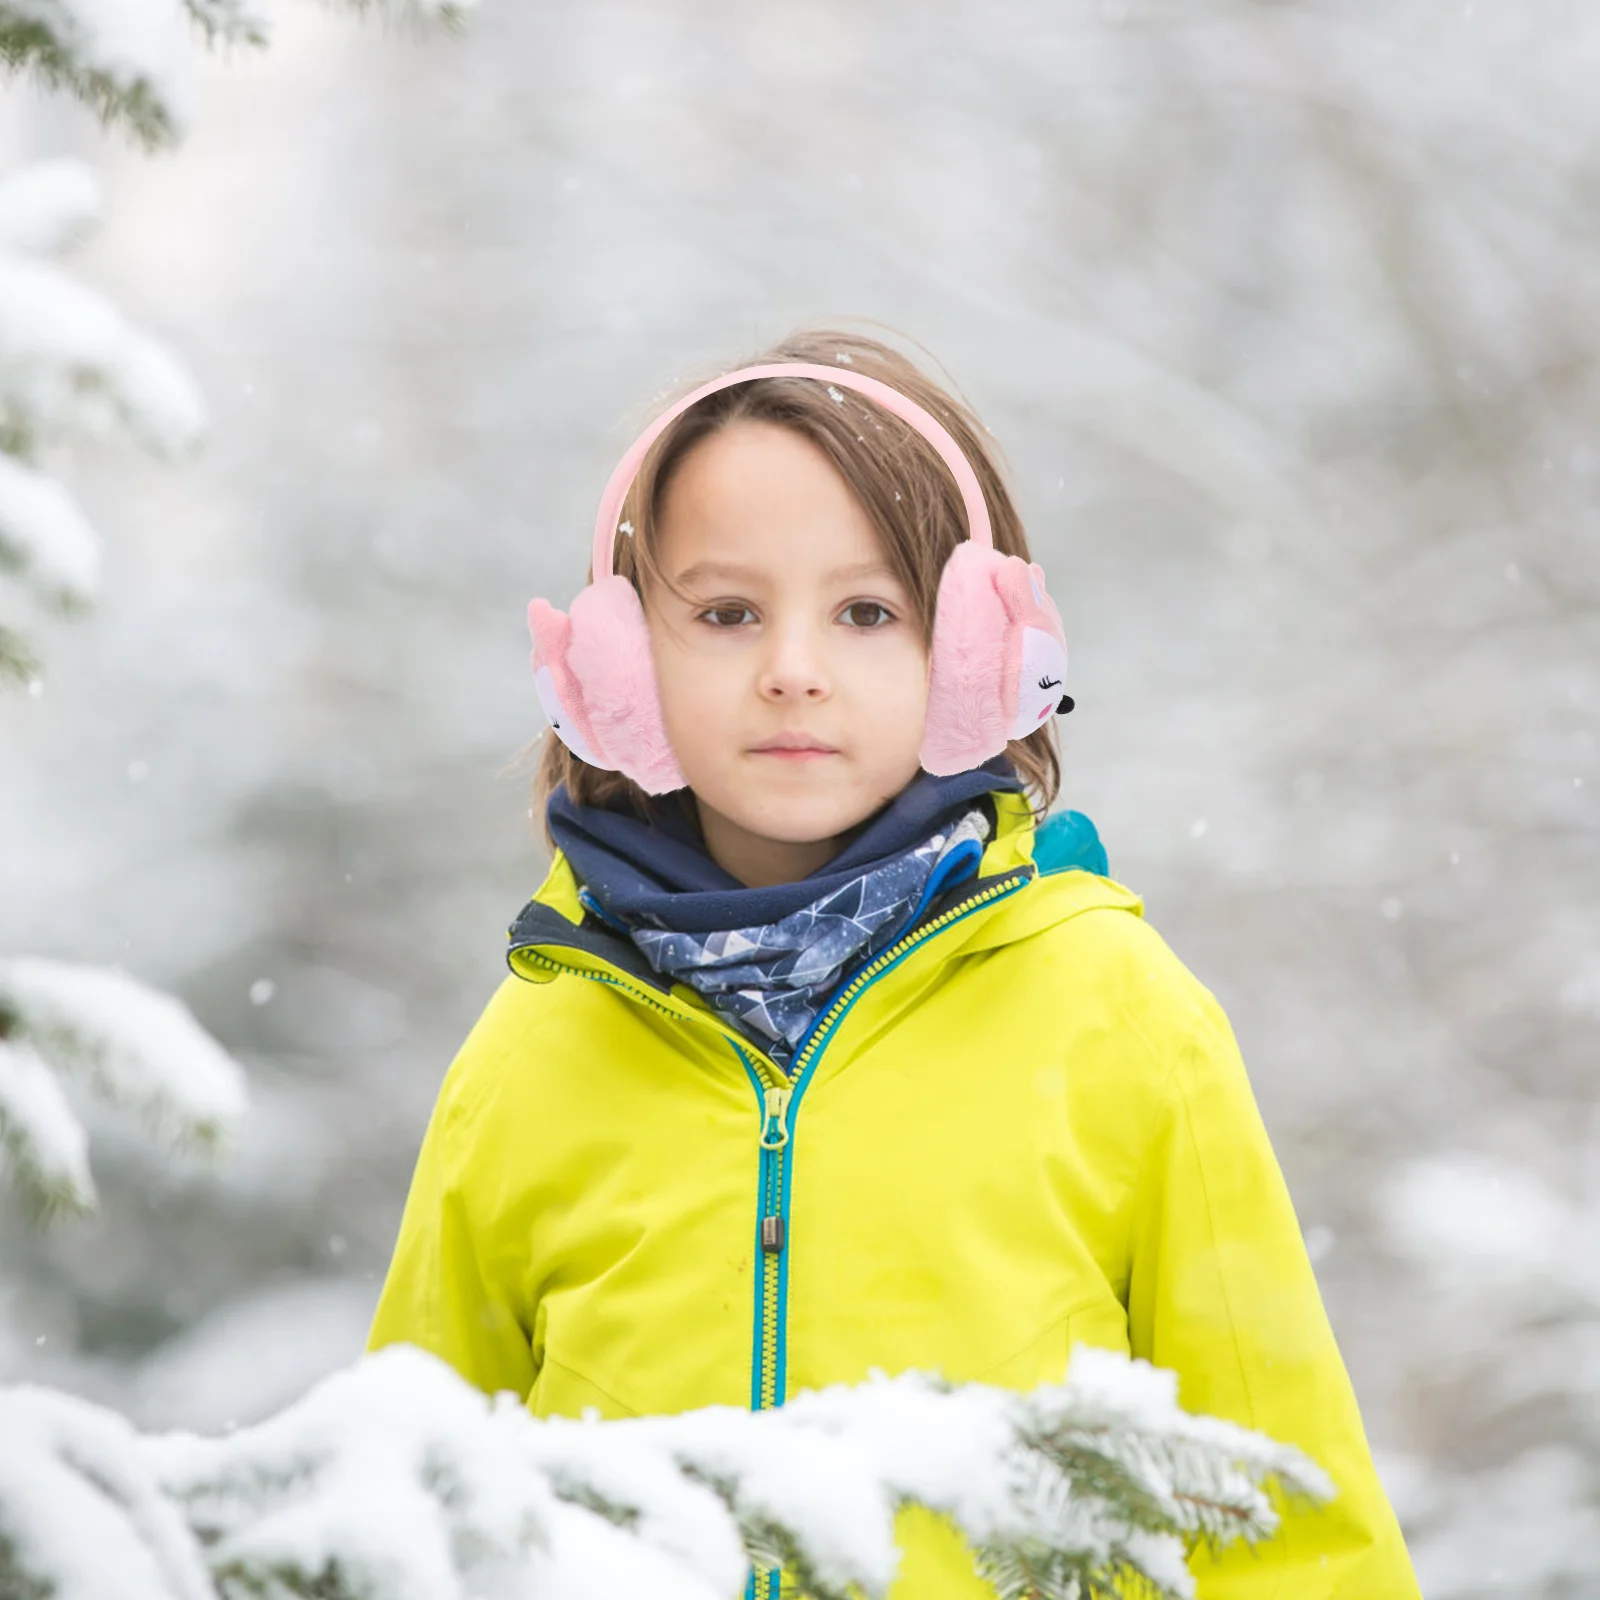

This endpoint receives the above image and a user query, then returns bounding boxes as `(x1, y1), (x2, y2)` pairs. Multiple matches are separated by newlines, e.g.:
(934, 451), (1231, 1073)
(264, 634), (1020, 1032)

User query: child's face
(645, 420), (930, 888)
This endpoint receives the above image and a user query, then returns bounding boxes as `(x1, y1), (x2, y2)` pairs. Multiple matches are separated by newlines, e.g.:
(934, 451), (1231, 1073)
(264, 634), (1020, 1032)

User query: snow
(0, 159), (102, 258)
(150, 1345), (580, 1600)
(0, 1384), (213, 1600)
(520, 1408), (749, 1592)
(1381, 1149), (1600, 1592)
(183, 0), (273, 47)
(0, 154), (202, 623)
(1407, 1446), (1600, 1599)
(0, 451), (100, 608)
(1382, 1153), (1576, 1290)
(0, 957), (248, 1149)
(538, 1352), (1330, 1600)
(363, 0), (482, 21)
(0, 1036), (95, 1211)
(0, 252), (206, 459)
(129, 1278), (378, 1431)
(0, 0), (464, 155)
(2, 0), (198, 138)
(0, 1343), (1328, 1600)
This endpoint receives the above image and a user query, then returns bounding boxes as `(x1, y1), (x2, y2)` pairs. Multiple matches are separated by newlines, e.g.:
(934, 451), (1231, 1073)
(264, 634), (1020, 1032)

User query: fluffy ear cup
(921, 542), (1012, 775)
(920, 545), (1070, 775)
(529, 578), (687, 794)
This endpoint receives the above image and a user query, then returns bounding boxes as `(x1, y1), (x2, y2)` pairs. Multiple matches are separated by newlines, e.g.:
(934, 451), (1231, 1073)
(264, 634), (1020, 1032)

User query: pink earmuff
(527, 361), (1070, 794)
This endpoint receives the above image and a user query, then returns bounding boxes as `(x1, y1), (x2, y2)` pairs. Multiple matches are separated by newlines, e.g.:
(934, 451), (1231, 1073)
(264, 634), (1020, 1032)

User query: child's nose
(757, 619), (830, 700)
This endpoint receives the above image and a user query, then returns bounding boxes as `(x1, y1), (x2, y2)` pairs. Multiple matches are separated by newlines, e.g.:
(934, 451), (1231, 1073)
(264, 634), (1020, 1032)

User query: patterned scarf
(580, 806), (992, 1066)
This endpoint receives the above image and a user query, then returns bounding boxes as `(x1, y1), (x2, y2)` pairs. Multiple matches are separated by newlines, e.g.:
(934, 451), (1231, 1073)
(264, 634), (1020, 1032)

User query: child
(367, 328), (1420, 1598)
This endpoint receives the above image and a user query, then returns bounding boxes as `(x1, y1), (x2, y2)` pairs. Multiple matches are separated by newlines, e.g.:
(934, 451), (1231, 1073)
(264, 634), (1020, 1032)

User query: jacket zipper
(513, 866), (1033, 1600)
(742, 867), (1032, 1600)
(744, 868), (1030, 1386)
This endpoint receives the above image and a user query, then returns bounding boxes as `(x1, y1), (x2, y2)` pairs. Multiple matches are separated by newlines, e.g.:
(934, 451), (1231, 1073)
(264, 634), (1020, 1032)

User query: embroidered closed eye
(1038, 675), (1061, 691)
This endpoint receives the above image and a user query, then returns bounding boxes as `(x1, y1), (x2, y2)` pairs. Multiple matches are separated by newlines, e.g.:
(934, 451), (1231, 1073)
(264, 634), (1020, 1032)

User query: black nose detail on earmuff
(1057, 695), (1075, 715)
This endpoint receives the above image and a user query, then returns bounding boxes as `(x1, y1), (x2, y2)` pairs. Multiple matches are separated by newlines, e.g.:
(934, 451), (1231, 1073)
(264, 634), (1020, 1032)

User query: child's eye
(841, 601), (894, 629)
(698, 604), (756, 628)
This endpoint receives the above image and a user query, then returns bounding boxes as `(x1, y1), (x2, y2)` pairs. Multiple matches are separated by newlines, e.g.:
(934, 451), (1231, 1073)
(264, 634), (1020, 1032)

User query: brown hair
(524, 325), (1061, 851)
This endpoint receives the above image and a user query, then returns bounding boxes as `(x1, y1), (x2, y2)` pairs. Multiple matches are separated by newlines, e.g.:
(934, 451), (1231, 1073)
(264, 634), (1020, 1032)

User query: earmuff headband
(589, 361), (993, 579)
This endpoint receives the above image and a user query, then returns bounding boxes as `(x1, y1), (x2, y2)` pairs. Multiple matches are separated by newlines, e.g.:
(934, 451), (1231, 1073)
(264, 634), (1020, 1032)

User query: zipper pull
(759, 1085), (791, 1151)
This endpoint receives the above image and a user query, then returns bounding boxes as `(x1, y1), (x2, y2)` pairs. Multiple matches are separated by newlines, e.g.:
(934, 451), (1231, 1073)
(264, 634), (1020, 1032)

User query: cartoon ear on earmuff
(527, 362), (1071, 794)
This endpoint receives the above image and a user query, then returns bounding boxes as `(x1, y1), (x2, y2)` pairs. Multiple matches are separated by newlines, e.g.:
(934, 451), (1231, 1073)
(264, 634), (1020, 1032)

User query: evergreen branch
(0, 960), (247, 1154)
(0, 1017), (97, 1218)
(0, 1103), (95, 1219)
(0, 15), (180, 150)
(0, 1531), (53, 1600)
(0, 451), (101, 613)
(0, 618), (40, 684)
(325, 0), (477, 34)
(0, 254), (208, 464)
(184, 0), (272, 48)
(0, 1347), (1333, 1600)
(0, 962), (247, 1227)
(0, 157), (101, 258)
(210, 1553), (365, 1599)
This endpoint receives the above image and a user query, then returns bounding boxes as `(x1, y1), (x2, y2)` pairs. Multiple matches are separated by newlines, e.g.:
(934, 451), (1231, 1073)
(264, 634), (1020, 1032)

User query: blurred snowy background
(0, 2), (1595, 1592)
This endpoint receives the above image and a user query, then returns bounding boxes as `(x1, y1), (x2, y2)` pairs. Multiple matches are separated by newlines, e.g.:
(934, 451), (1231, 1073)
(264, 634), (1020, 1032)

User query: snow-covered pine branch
(0, 0), (479, 677)
(0, 237), (204, 459)
(0, 1343), (1333, 1600)
(0, 155), (204, 681)
(0, 957), (248, 1218)
(332, 0), (479, 29)
(0, 0), (474, 152)
(184, 0), (272, 47)
(1378, 1151), (1600, 1595)
(0, 0), (230, 150)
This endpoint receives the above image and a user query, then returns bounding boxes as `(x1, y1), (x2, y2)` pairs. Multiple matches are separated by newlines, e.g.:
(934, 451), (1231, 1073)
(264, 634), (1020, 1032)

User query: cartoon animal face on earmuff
(527, 362), (1073, 793)
(1010, 567), (1073, 738)
(532, 663), (600, 768)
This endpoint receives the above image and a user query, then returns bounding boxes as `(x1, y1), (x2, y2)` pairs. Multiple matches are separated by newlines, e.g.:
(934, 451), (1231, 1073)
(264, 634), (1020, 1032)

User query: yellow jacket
(368, 790), (1420, 1598)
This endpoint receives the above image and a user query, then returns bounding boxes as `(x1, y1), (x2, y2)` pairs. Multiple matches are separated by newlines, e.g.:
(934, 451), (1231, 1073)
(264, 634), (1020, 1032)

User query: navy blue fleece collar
(545, 757), (1024, 936)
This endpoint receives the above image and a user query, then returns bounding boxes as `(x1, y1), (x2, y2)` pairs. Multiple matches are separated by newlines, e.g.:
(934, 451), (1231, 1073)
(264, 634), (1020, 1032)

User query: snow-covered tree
(0, 1343), (1331, 1600)
(0, 957), (248, 1218)
(0, 0), (479, 1215)
(1374, 1146), (1600, 1597)
(0, 152), (202, 685)
(0, 146), (239, 1214)
(0, 1), (475, 151)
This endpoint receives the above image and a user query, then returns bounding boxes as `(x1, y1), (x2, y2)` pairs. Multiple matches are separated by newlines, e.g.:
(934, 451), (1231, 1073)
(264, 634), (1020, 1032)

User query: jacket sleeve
(1124, 985), (1421, 1600)
(365, 986), (537, 1401)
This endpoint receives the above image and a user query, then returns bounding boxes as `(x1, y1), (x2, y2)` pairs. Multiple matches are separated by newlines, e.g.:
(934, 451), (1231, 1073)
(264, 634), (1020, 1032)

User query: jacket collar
(506, 790), (1142, 1000)
(543, 758), (1023, 936)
